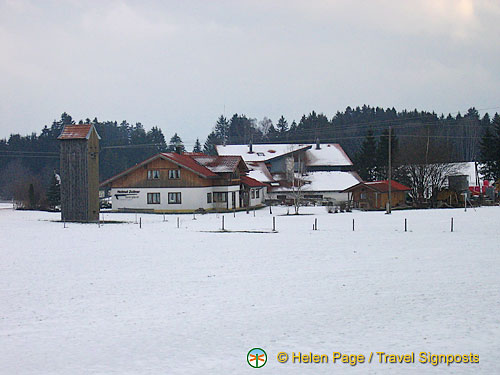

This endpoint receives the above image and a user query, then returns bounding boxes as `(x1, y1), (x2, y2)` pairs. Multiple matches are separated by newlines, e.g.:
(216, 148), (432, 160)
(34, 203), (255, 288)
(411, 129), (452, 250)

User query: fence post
(269, 206), (272, 214)
(352, 218), (355, 231)
(222, 215), (225, 231)
(451, 217), (454, 232)
(273, 216), (276, 231)
(314, 218), (318, 231)
(177, 217), (180, 228)
(405, 218), (407, 232)
(139, 217), (142, 229)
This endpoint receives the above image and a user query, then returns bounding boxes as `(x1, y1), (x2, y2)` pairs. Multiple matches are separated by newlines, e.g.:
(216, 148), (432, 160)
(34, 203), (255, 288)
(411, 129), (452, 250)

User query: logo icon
(247, 348), (267, 368)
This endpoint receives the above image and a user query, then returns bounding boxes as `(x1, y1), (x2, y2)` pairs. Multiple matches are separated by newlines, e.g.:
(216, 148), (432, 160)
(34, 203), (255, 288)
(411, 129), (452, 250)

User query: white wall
(213, 185), (240, 209)
(111, 185), (242, 211)
(267, 190), (348, 202)
(249, 187), (266, 206)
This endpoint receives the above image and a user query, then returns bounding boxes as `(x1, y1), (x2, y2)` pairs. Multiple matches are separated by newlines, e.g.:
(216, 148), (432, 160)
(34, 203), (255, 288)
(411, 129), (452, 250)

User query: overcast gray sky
(1, 0), (499, 145)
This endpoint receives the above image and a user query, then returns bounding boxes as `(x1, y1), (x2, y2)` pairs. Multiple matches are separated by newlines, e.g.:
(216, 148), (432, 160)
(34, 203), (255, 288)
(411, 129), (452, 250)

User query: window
(147, 193), (160, 204)
(168, 192), (182, 204)
(251, 189), (255, 199)
(168, 169), (180, 179)
(213, 192), (227, 202)
(304, 194), (323, 199)
(256, 189), (260, 198)
(148, 170), (160, 179)
(207, 193), (212, 203)
(256, 152), (265, 156)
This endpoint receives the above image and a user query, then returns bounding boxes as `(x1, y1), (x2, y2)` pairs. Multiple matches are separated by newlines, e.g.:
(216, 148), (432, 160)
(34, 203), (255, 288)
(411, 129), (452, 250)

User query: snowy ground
(1, 203), (499, 374)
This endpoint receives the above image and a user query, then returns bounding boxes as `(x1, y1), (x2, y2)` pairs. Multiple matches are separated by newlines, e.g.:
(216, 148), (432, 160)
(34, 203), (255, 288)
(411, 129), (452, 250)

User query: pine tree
(266, 124), (278, 141)
(276, 116), (289, 133)
(203, 132), (219, 155)
(167, 133), (185, 153)
(28, 183), (35, 209)
(214, 115), (229, 145)
(355, 129), (378, 181)
(479, 113), (500, 181)
(375, 128), (398, 180)
(46, 173), (61, 210)
(193, 138), (202, 153)
(146, 126), (167, 152)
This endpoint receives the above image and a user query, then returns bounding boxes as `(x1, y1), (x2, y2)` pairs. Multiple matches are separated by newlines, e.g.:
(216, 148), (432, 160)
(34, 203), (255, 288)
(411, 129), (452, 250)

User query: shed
(58, 124), (101, 222)
(343, 180), (410, 210)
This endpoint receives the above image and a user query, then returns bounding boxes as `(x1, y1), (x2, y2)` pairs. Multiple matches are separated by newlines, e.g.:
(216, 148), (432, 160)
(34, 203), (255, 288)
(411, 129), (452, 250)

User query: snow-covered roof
(246, 162), (274, 183)
(216, 143), (352, 166)
(272, 171), (362, 192)
(216, 144), (311, 162)
(302, 171), (362, 192)
(305, 144), (353, 167)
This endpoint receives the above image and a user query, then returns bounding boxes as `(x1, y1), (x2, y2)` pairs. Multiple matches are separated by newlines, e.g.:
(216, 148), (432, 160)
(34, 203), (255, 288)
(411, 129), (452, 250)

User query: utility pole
(387, 126), (392, 214)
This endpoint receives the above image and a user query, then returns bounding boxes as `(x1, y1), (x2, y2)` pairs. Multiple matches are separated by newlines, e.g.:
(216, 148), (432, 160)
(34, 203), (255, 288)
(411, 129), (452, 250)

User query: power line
(0, 154), (59, 158)
(0, 150), (59, 155)
(0, 132), (487, 159)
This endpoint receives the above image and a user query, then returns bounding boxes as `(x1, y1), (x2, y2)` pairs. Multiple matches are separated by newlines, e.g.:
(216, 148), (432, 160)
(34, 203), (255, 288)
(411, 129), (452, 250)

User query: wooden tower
(58, 124), (101, 222)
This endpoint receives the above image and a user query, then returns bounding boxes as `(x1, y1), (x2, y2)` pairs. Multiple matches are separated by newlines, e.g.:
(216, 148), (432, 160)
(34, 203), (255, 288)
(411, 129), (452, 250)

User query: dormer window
(148, 170), (160, 179)
(168, 169), (180, 179)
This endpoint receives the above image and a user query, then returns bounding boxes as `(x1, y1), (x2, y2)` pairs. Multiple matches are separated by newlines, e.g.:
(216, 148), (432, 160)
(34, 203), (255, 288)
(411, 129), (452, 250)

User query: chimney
(175, 143), (182, 154)
(249, 141), (253, 153)
(315, 138), (321, 150)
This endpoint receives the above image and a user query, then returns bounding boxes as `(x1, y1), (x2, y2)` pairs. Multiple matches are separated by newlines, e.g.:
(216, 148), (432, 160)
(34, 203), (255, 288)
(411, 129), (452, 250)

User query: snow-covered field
(1, 203), (499, 374)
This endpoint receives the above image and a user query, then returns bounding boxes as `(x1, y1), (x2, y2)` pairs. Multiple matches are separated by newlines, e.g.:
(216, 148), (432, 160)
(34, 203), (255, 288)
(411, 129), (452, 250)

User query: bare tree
(395, 129), (461, 206)
(287, 151), (307, 214)
(258, 117), (273, 135)
(0, 159), (48, 208)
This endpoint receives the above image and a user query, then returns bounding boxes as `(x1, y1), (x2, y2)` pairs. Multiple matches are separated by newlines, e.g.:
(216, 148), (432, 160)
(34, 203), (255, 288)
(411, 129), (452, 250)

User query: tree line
(1, 106), (499, 207)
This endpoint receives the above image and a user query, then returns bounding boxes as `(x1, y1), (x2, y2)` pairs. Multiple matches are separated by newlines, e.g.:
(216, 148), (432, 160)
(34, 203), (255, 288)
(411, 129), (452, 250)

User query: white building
(100, 153), (266, 213)
(216, 142), (362, 204)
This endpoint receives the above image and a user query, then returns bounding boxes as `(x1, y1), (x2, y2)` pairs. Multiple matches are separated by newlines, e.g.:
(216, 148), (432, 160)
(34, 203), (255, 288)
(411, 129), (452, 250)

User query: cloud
(277, 0), (484, 41)
(80, 2), (178, 40)
(0, 0), (499, 138)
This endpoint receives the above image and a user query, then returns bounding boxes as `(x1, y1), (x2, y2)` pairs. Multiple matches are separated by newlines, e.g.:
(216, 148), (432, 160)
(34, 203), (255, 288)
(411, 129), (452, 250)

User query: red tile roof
(160, 153), (217, 178)
(100, 153), (246, 186)
(364, 180), (411, 192)
(241, 175), (267, 187)
(57, 124), (100, 140)
(191, 155), (246, 173)
(343, 180), (410, 193)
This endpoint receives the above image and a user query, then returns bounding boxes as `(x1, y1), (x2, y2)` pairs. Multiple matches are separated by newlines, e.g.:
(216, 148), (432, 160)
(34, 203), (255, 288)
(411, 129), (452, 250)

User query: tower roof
(58, 124), (101, 140)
